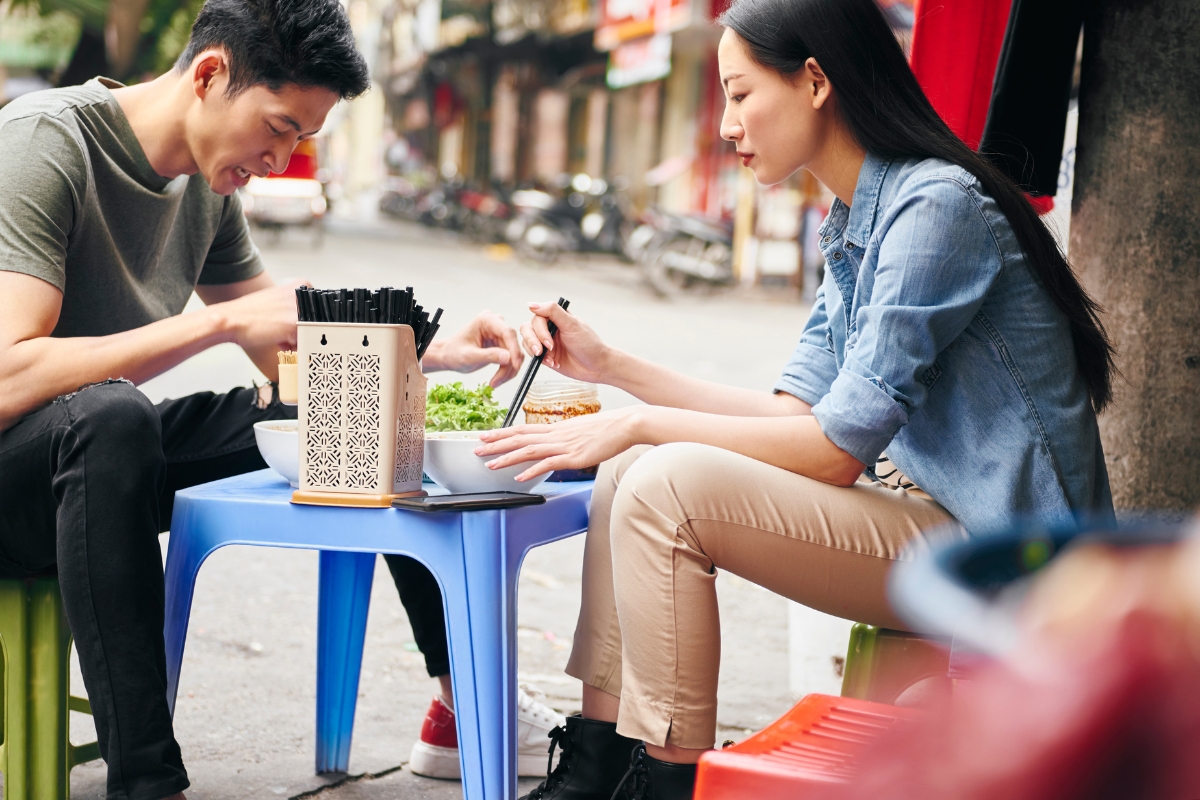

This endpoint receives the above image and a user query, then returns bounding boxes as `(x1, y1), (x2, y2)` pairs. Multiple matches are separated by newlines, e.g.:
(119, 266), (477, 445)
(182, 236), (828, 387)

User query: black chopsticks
(295, 286), (442, 359)
(502, 297), (570, 428)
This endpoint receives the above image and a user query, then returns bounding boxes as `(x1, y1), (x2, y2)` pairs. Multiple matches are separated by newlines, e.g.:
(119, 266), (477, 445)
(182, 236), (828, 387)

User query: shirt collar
(822, 152), (891, 251)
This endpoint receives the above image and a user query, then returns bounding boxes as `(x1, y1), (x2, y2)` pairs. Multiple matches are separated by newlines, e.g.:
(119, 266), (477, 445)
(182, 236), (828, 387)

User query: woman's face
(718, 29), (834, 185)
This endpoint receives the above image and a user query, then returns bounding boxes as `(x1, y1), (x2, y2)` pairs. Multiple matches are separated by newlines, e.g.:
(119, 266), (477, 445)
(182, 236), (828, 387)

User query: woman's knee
(612, 442), (716, 506)
(609, 442), (720, 545)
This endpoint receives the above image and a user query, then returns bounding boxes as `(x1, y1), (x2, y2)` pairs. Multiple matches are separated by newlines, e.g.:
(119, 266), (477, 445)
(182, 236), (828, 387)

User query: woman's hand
(476, 407), (643, 481)
(521, 301), (614, 384)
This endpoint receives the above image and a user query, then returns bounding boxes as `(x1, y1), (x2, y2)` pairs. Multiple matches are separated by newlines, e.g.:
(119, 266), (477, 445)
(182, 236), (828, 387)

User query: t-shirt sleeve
(0, 114), (85, 292)
(197, 190), (263, 285)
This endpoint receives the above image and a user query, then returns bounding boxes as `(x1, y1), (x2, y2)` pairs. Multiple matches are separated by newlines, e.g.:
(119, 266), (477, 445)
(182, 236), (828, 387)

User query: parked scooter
(505, 174), (632, 264)
(458, 181), (514, 243)
(639, 212), (735, 297)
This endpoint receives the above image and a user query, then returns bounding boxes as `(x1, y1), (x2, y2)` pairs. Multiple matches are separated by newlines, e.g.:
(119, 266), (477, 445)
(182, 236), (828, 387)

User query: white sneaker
(408, 684), (567, 779)
(517, 683), (568, 777)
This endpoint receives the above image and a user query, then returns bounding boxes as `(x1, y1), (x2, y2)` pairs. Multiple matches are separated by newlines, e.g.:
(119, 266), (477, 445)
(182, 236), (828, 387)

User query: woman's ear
(806, 57), (832, 110)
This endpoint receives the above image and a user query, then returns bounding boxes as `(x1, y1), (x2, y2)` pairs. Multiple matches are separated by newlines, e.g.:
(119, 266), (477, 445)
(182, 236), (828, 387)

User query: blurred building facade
(375, 0), (913, 288)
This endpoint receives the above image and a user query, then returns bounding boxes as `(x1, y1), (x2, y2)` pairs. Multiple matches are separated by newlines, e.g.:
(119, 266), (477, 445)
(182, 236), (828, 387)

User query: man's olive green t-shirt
(0, 78), (262, 338)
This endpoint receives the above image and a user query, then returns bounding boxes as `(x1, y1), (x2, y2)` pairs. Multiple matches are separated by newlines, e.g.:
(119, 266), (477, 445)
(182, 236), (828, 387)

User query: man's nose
(267, 141), (294, 174)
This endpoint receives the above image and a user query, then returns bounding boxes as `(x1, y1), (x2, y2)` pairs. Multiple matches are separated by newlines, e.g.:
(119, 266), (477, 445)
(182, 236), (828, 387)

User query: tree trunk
(1071, 0), (1200, 515)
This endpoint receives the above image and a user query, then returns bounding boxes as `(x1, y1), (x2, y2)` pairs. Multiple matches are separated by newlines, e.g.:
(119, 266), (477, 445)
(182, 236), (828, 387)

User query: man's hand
(198, 274), (308, 380)
(423, 311), (524, 387)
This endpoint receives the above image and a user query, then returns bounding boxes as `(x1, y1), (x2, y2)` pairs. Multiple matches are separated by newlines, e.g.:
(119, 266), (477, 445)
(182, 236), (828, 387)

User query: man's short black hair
(176, 0), (370, 100)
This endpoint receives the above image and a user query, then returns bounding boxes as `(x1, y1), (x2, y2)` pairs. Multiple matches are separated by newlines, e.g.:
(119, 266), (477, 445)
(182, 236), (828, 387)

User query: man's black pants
(0, 380), (449, 800)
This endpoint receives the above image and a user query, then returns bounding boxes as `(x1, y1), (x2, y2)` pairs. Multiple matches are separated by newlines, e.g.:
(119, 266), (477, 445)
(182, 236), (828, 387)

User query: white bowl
(253, 420), (300, 487)
(424, 431), (549, 494)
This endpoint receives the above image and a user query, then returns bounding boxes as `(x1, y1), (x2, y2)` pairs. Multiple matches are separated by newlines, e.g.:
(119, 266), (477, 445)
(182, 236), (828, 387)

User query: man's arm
(195, 271), (294, 380)
(0, 271), (304, 432)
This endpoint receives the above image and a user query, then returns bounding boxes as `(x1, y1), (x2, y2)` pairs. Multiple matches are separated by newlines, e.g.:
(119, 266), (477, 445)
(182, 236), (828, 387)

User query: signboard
(607, 33), (672, 88)
(596, 0), (690, 51)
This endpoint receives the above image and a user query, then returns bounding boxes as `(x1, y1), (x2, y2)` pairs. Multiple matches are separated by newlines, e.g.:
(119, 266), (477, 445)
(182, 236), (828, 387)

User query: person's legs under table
(0, 380), (297, 800)
(0, 381), (190, 800)
(562, 442), (963, 792)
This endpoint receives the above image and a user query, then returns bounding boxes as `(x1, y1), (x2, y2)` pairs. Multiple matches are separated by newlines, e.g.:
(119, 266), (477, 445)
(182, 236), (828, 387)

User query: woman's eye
(732, 95), (746, 104)
(268, 124), (281, 135)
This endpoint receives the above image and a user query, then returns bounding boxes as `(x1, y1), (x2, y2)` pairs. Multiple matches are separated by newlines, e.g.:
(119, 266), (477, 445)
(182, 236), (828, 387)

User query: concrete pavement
(65, 218), (840, 799)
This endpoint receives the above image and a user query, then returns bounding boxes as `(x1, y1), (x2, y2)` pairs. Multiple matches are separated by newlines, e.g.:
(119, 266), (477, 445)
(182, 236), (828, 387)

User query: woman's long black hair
(721, 0), (1115, 412)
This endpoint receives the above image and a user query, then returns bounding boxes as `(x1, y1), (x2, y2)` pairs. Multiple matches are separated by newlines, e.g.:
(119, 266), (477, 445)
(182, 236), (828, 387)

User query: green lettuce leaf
(425, 382), (507, 431)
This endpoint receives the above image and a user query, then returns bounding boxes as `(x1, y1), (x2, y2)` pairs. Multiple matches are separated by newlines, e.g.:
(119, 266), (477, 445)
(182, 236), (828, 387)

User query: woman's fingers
(516, 456), (569, 482)
(477, 424), (544, 446)
(519, 321), (543, 356)
(527, 302), (559, 350)
(484, 441), (566, 470)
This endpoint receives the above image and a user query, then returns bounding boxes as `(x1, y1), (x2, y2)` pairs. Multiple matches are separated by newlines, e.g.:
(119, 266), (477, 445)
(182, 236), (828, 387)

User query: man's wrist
(201, 303), (237, 345)
(420, 340), (445, 372)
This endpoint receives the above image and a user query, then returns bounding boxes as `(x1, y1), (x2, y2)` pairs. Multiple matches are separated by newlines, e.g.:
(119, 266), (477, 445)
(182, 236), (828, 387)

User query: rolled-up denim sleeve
(775, 279), (840, 406)
(812, 177), (1004, 464)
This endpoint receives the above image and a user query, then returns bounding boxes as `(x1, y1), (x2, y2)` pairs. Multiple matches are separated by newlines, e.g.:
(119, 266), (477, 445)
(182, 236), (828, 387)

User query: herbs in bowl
(423, 383), (547, 493)
(425, 382), (506, 432)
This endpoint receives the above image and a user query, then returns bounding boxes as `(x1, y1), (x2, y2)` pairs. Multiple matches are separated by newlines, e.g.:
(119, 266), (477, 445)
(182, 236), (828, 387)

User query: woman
(480, 0), (1115, 797)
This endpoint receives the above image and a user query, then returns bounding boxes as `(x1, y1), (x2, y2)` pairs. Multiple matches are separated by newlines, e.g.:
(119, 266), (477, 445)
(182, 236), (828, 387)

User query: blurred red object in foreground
(693, 694), (914, 799)
(825, 542), (1200, 800)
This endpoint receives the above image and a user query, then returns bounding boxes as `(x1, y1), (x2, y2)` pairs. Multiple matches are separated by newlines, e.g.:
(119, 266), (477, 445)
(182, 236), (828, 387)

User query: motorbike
(638, 212), (735, 297)
(378, 175), (428, 222)
(505, 174), (632, 264)
(457, 181), (514, 243)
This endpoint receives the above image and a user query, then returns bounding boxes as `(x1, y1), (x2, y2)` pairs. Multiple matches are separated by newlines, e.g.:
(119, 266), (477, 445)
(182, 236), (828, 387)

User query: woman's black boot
(520, 714), (640, 800)
(610, 744), (698, 800)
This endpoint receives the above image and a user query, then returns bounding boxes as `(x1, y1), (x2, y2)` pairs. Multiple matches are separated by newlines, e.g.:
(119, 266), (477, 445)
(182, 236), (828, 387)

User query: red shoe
(408, 687), (567, 779)
(409, 695), (460, 779)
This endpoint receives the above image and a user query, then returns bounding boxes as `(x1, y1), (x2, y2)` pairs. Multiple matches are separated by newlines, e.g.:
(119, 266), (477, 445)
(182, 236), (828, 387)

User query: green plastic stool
(840, 623), (952, 705)
(0, 577), (101, 799)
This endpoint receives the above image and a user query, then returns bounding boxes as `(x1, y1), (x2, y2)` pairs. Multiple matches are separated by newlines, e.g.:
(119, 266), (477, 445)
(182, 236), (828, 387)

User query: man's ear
(190, 50), (229, 101)
(806, 57), (832, 110)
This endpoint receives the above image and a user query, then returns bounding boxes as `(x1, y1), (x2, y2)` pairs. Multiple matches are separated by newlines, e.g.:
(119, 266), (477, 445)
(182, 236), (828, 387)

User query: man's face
(186, 53), (340, 195)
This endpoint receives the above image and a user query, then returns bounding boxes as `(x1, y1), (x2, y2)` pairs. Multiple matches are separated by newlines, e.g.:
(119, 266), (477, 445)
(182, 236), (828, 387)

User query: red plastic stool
(693, 694), (915, 799)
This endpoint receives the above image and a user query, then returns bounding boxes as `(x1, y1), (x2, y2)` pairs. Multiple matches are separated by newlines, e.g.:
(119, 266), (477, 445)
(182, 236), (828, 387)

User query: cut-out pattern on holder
(394, 386), (427, 488)
(395, 412), (425, 485)
(305, 353), (345, 489)
(345, 354), (382, 488)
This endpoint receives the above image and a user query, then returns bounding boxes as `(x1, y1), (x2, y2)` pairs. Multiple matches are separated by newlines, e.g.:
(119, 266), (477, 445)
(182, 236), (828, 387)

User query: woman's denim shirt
(776, 154), (1113, 533)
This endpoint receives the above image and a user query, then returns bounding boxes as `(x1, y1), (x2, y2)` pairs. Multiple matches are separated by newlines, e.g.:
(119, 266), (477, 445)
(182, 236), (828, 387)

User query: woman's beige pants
(563, 443), (963, 750)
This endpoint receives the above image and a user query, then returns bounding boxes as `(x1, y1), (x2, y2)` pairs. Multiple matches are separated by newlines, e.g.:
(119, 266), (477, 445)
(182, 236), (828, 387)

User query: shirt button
(845, 242), (855, 251)
(822, 236), (832, 244)
(833, 252), (843, 260)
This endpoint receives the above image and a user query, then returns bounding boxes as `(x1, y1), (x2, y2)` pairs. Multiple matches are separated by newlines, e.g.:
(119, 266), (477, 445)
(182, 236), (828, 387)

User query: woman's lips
(739, 152), (754, 167)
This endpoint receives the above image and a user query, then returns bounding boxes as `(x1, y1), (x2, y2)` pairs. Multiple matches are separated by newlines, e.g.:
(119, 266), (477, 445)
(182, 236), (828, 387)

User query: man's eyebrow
(280, 115), (321, 136)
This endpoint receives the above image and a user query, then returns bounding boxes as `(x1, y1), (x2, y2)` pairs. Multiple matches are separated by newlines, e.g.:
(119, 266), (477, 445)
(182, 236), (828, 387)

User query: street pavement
(65, 216), (838, 799)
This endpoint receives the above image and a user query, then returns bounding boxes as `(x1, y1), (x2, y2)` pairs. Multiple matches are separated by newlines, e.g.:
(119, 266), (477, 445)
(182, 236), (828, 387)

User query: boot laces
(609, 744), (649, 800)
(527, 724), (573, 800)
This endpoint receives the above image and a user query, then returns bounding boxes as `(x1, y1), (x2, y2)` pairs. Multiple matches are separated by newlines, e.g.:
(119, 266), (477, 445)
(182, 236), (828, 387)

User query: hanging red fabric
(908, 0), (1012, 150)
(909, 0), (1053, 213)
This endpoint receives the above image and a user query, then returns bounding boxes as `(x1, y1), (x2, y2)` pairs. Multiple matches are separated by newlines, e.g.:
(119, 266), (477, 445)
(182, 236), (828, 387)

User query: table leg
(316, 550), (376, 773)
(163, 509), (215, 716)
(446, 510), (519, 800)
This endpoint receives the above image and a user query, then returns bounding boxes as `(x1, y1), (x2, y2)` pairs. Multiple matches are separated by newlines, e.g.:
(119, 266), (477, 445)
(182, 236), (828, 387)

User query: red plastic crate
(693, 694), (915, 799)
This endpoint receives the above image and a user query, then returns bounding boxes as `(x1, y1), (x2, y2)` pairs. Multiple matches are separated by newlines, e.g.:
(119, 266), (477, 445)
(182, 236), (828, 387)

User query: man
(0, 1), (560, 797)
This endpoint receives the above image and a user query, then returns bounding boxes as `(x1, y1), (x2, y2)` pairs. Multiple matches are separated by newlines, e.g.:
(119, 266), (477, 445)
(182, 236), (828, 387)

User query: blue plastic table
(164, 469), (592, 800)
